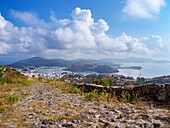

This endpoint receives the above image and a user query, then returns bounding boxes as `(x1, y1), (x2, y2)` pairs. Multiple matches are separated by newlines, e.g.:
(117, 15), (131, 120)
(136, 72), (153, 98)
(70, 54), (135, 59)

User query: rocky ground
(0, 82), (169, 128)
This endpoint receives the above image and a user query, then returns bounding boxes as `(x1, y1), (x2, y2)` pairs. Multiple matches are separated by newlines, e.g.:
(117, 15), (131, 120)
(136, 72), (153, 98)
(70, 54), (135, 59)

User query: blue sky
(0, 0), (170, 64)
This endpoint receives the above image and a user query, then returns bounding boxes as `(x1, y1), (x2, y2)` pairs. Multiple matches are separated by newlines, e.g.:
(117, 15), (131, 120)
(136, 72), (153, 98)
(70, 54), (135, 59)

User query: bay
(36, 63), (170, 79)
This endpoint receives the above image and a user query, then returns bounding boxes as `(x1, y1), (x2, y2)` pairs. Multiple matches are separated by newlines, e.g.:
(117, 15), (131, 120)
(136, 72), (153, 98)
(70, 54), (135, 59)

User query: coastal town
(7, 65), (170, 86)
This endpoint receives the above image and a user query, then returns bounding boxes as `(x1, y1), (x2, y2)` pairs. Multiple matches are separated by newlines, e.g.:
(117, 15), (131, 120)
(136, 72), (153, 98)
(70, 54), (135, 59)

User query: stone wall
(74, 83), (170, 107)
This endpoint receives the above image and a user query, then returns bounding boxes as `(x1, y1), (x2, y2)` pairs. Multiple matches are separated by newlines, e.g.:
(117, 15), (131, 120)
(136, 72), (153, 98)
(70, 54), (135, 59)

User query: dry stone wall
(74, 83), (170, 107)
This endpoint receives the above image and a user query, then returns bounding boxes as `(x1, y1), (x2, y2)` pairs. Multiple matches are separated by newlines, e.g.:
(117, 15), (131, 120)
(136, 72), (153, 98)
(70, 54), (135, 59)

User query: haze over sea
(37, 62), (170, 79)
(117, 63), (170, 79)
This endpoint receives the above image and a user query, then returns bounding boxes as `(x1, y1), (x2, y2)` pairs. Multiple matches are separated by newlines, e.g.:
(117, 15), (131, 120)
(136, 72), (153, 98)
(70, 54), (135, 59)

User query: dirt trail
(0, 82), (169, 128)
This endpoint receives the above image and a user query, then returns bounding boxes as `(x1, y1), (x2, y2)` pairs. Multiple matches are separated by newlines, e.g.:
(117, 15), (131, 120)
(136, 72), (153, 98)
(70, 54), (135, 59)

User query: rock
(42, 120), (56, 125)
(95, 114), (100, 119)
(135, 119), (145, 125)
(141, 114), (152, 120)
(33, 109), (41, 114)
(124, 124), (138, 128)
(62, 123), (74, 127)
(2, 123), (17, 128)
(114, 109), (122, 113)
(154, 115), (169, 121)
(144, 123), (153, 128)
(153, 123), (162, 128)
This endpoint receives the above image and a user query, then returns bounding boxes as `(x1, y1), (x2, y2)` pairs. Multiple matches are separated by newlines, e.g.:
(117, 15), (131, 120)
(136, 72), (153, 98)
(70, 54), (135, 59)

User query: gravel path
(0, 82), (169, 128)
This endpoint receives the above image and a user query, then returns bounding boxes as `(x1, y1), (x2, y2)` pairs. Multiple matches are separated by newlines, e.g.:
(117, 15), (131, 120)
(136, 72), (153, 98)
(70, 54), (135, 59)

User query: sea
(37, 63), (170, 79)
(117, 63), (170, 79)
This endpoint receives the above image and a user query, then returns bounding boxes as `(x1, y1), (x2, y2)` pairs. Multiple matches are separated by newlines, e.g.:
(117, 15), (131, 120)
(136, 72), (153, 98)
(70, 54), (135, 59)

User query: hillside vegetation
(0, 65), (31, 113)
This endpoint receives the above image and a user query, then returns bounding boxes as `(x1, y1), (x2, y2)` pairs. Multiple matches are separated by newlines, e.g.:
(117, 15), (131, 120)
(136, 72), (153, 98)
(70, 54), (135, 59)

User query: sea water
(36, 63), (170, 79)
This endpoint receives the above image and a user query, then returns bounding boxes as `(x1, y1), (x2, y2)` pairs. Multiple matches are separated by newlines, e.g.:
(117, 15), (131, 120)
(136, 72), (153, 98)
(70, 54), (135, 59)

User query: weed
(0, 100), (2, 106)
(84, 124), (90, 127)
(56, 84), (59, 88)
(16, 71), (21, 76)
(85, 89), (109, 101)
(8, 94), (18, 103)
(17, 88), (22, 91)
(93, 78), (112, 86)
(119, 93), (131, 103)
(22, 80), (31, 86)
(6, 87), (12, 91)
(71, 87), (81, 93)
(85, 92), (93, 100)
(21, 91), (24, 95)
(120, 94), (127, 103)
(0, 108), (4, 113)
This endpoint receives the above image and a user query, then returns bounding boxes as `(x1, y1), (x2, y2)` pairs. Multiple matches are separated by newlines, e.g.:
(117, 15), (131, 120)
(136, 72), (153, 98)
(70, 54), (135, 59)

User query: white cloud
(152, 35), (163, 46)
(0, 41), (10, 54)
(122, 0), (166, 19)
(71, 7), (94, 25)
(0, 7), (164, 59)
(10, 10), (48, 27)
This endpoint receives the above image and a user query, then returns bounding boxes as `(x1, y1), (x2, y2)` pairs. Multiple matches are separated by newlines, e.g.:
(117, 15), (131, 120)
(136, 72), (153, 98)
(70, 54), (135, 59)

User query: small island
(119, 66), (142, 70)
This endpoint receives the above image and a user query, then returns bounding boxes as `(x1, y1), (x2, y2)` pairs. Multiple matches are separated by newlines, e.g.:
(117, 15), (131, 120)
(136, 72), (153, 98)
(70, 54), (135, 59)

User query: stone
(33, 109), (41, 114)
(153, 123), (162, 128)
(114, 109), (122, 113)
(141, 114), (152, 120)
(62, 123), (74, 127)
(42, 120), (56, 125)
(135, 119), (145, 125)
(144, 123), (153, 128)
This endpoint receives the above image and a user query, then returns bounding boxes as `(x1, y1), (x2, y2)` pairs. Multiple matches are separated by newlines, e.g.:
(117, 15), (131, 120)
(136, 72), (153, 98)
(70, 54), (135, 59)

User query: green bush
(85, 89), (109, 101)
(120, 93), (131, 103)
(71, 87), (81, 93)
(22, 80), (31, 85)
(93, 79), (112, 86)
(6, 87), (12, 91)
(85, 92), (93, 100)
(8, 93), (18, 103)
(16, 71), (21, 76)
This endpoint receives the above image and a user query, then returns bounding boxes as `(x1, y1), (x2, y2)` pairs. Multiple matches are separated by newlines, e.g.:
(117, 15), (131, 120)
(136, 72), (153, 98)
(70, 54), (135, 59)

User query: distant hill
(64, 63), (119, 73)
(13, 57), (73, 67)
(101, 57), (170, 63)
(11, 57), (170, 73)
(12, 57), (121, 68)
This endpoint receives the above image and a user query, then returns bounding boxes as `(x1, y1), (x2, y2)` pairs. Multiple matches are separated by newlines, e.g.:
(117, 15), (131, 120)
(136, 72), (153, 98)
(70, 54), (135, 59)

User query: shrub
(17, 88), (22, 91)
(71, 87), (81, 93)
(85, 92), (93, 100)
(119, 93), (131, 103)
(8, 93), (19, 103)
(16, 71), (21, 75)
(6, 87), (12, 91)
(22, 80), (31, 86)
(85, 89), (109, 101)
(93, 79), (112, 86)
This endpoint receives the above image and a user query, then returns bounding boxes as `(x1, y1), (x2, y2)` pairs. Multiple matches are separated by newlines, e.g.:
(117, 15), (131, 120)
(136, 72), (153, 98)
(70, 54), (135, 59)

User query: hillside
(0, 65), (28, 84)
(0, 65), (31, 117)
(12, 57), (121, 68)
(13, 57), (73, 67)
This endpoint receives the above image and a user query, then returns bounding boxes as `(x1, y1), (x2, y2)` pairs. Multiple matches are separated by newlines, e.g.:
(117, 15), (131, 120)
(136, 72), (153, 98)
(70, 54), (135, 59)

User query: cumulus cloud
(10, 10), (48, 27)
(0, 7), (163, 59)
(0, 42), (10, 54)
(152, 35), (163, 46)
(122, 0), (166, 19)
